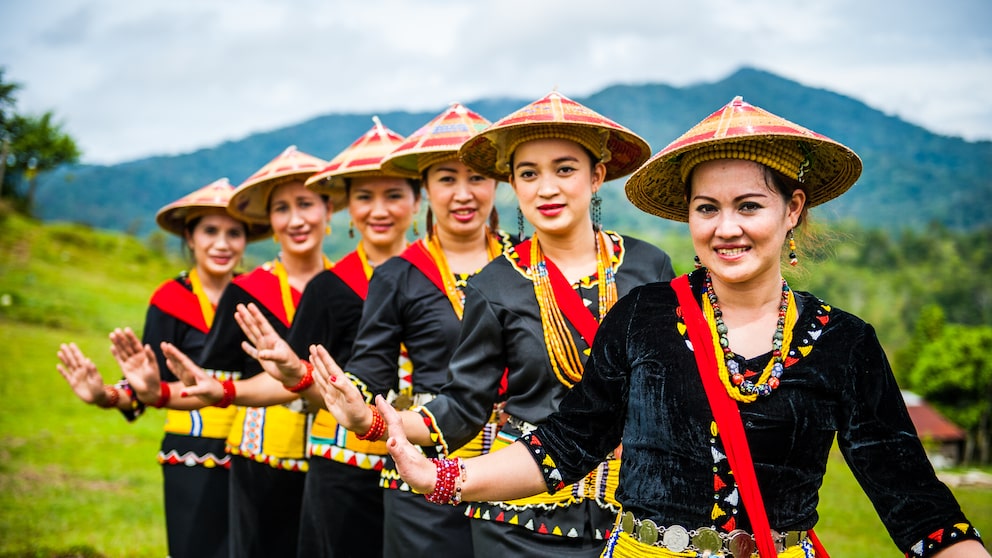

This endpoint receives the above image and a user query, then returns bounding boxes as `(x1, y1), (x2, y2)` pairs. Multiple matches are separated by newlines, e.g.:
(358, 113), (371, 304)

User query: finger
(240, 340), (260, 360)
(234, 305), (263, 347)
(376, 395), (407, 445)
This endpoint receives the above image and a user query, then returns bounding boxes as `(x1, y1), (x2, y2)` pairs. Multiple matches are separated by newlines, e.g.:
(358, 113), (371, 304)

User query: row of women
(57, 92), (985, 558)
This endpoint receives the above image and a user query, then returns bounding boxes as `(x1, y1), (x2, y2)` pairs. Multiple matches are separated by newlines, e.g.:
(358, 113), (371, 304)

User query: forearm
(233, 374), (297, 407)
(932, 540), (989, 557)
(457, 441), (547, 502)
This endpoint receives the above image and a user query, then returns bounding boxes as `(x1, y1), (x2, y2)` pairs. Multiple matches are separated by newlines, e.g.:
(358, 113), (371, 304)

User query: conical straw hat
(228, 146), (328, 225)
(155, 178), (268, 240)
(458, 91), (651, 182)
(380, 103), (492, 176)
(625, 96), (863, 222)
(306, 116), (414, 204)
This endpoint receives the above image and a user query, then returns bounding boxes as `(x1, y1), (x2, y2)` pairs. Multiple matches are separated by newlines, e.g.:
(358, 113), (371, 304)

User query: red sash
(672, 275), (827, 557)
(233, 266), (299, 328)
(399, 240), (446, 296)
(514, 239), (599, 347)
(333, 251), (371, 301)
(149, 278), (209, 334)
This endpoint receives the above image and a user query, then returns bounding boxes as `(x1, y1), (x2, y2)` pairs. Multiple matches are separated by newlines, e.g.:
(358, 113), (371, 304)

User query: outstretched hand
(310, 344), (374, 432)
(377, 395), (436, 494)
(161, 342), (223, 404)
(56, 343), (107, 405)
(235, 302), (305, 387)
(109, 327), (161, 405)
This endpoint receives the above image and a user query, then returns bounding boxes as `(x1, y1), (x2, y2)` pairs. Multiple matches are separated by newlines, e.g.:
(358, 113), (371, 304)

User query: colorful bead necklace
(530, 230), (617, 387)
(426, 226), (504, 320)
(701, 271), (797, 403)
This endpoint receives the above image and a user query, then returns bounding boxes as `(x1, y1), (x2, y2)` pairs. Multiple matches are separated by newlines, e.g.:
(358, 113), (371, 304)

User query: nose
(714, 211), (743, 238)
(535, 174), (559, 198)
(452, 180), (473, 202)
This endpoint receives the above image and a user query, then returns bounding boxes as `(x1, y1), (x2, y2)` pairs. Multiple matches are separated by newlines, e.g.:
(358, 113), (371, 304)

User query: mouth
(287, 231), (311, 243)
(537, 203), (565, 216)
(367, 222), (393, 233)
(715, 246), (750, 258)
(451, 208), (478, 222)
(210, 255), (233, 265)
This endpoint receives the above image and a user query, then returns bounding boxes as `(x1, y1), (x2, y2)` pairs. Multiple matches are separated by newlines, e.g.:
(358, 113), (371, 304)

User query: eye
(516, 169), (536, 180)
(556, 165), (577, 175)
(436, 175), (456, 184)
(469, 174), (489, 183)
(693, 203), (717, 215)
(739, 201), (762, 213)
(271, 202), (288, 213)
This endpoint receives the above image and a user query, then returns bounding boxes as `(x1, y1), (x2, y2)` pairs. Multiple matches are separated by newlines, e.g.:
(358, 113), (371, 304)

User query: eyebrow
(691, 191), (771, 204)
(513, 155), (581, 169)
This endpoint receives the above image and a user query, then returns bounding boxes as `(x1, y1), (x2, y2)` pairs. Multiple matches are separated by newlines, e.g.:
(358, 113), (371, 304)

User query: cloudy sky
(1, 0), (990, 165)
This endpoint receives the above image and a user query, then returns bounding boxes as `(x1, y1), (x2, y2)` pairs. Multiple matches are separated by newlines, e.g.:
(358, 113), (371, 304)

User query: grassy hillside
(0, 210), (988, 556)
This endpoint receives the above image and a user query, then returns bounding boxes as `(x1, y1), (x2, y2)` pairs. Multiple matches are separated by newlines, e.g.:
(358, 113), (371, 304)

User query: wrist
(284, 359), (314, 393)
(97, 385), (120, 409)
(214, 379), (236, 408)
(150, 381), (171, 408)
(355, 403), (386, 441)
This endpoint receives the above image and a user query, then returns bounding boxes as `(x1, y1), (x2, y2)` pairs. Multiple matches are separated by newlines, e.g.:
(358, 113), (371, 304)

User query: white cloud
(1, 0), (989, 164)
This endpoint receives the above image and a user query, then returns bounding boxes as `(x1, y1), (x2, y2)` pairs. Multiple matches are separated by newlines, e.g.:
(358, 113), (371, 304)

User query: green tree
(895, 304), (946, 385)
(908, 324), (992, 465)
(0, 68), (81, 215)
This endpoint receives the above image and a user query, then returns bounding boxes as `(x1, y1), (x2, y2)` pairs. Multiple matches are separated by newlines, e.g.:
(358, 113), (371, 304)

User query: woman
(56, 177), (259, 558)
(314, 92), (675, 557)
(349, 102), (511, 558)
(374, 97), (988, 557)
(119, 145), (334, 558)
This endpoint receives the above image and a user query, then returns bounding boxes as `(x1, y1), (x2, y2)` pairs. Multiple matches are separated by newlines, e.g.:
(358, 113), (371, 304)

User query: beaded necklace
(530, 230), (617, 386)
(426, 226), (503, 320)
(701, 271), (797, 403)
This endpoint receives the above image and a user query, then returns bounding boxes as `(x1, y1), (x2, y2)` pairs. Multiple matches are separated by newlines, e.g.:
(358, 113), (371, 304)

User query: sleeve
(522, 288), (636, 490)
(288, 272), (363, 369)
(419, 281), (506, 453)
(837, 322), (982, 555)
(344, 265), (406, 397)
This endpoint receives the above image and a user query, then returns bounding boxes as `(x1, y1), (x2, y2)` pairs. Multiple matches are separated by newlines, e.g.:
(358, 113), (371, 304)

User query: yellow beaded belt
(619, 511), (807, 557)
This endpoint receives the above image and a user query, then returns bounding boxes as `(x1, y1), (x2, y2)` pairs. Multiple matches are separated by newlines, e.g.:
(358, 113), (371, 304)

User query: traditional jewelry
(272, 255), (333, 324)
(787, 229), (798, 266)
(530, 230), (617, 386)
(188, 268), (216, 328)
(356, 403), (386, 441)
(426, 226), (503, 319)
(285, 359), (314, 393)
(424, 457), (466, 505)
(214, 379), (236, 408)
(151, 381), (172, 408)
(702, 271), (797, 403)
(98, 385), (121, 409)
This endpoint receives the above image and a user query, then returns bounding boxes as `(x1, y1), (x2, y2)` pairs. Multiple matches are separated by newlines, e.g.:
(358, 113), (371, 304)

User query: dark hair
(345, 176), (422, 200)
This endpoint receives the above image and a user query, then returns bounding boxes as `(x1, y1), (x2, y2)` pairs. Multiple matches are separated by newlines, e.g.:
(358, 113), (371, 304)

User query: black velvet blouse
(523, 270), (982, 555)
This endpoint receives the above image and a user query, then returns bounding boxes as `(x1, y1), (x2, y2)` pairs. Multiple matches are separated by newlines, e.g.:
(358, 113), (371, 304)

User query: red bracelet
(98, 385), (120, 409)
(356, 404), (386, 441)
(214, 379), (236, 408)
(285, 359), (315, 393)
(424, 457), (465, 505)
(151, 381), (171, 408)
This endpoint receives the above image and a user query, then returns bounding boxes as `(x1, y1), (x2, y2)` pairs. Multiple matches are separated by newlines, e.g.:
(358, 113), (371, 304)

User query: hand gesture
(378, 395), (436, 494)
(310, 344), (374, 432)
(160, 342), (223, 404)
(109, 327), (161, 405)
(56, 343), (108, 406)
(235, 303), (305, 387)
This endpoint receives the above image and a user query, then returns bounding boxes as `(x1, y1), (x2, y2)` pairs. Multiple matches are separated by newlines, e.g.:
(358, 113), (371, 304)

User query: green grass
(0, 211), (988, 556)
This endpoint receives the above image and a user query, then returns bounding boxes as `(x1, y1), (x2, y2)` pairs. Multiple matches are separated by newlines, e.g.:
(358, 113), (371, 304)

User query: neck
(362, 236), (406, 267)
(707, 269), (783, 314)
(279, 249), (325, 290)
(195, 266), (233, 306)
(536, 222), (601, 284)
(435, 224), (491, 274)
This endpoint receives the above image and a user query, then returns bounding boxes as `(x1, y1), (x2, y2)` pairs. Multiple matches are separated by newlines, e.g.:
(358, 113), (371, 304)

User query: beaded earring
(348, 221), (354, 238)
(591, 192), (603, 232)
(517, 205), (526, 240)
(788, 229), (798, 266)
(694, 255), (702, 270)
(272, 233), (279, 244)
(413, 219), (420, 237)
(325, 224), (332, 235)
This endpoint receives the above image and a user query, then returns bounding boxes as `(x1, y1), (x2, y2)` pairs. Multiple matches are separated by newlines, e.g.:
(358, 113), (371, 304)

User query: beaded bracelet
(151, 381), (171, 408)
(214, 379), (236, 408)
(97, 385), (120, 409)
(424, 457), (466, 505)
(285, 359), (315, 393)
(356, 404), (386, 441)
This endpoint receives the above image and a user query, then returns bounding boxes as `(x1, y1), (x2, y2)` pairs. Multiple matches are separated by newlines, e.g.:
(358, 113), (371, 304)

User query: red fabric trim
(333, 251), (370, 300)
(233, 267), (296, 327)
(399, 240), (446, 295)
(515, 239), (599, 346)
(149, 278), (209, 333)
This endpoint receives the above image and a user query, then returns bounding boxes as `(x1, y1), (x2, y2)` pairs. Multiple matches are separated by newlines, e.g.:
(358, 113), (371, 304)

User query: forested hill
(34, 67), (992, 236)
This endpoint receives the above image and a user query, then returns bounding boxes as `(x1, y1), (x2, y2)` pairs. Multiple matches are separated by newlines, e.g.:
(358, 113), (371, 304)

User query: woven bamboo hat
(155, 178), (269, 241)
(305, 116), (415, 205)
(625, 96), (863, 222)
(458, 91), (651, 182)
(380, 103), (492, 176)
(229, 146), (328, 227)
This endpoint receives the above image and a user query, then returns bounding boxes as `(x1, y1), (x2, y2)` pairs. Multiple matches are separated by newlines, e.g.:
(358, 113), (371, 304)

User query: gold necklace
(530, 230), (617, 387)
(187, 268), (216, 328)
(426, 226), (503, 319)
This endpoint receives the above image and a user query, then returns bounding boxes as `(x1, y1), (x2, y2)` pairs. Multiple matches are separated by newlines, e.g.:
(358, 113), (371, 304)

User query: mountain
(34, 67), (992, 246)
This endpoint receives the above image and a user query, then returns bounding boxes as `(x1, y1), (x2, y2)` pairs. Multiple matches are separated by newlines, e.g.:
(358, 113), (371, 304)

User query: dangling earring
(413, 219), (420, 237)
(489, 206), (500, 235)
(348, 221), (354, 238)
(516, 205), (526, 240)
(591, 192), (602, 232)
(694, 255), (702, 270)
(788, 229), (798, 266)
(326, 223), (332, 235)
(272, 233), (279, 244)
